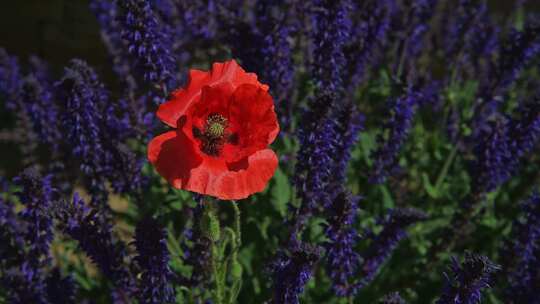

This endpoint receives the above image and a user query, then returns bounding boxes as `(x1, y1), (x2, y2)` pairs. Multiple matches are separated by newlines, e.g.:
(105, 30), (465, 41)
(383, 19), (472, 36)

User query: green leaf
(167, 223), (183, 258)
(422, 173), (440, 199)
(359, 131), (376, 166)
(73, 271), (94, 290)
(257, 217), (272, 240)
(270, 167), (291, 216)
(380, 185), (395, 209)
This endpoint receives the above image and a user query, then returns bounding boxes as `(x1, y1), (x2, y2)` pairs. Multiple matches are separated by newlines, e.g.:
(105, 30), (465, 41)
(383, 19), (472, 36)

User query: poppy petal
(182, 83), (236, 142)
(157, 69), (208, 128)
(191, 83), (235, 122)
(209, 60), (269, 91)
(157, 60), (268, 127)
(221, 84), (279, 162)
(147, 130), (203, 188)
(185, 149), (278, 200)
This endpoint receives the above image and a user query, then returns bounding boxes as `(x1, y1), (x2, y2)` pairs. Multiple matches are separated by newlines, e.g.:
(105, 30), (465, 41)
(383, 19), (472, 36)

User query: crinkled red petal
(220, 84), (280, 162)
(182, 83), (236, 142)
(147, 130), (202, 188)
(187, 149), (278, 200)
(157, 60), (269, 128)
(148, 129), (278, 200)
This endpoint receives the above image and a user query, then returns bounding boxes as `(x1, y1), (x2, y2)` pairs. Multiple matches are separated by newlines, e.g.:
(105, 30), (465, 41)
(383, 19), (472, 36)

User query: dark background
(0, 1), (108, 76)
(1, 0), (540, 82)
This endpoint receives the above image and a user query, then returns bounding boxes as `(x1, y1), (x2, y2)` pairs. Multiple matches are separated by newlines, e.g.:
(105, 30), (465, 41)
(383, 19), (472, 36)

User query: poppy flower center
(193, 113), (235, 157)
(207, 121), (225, 138)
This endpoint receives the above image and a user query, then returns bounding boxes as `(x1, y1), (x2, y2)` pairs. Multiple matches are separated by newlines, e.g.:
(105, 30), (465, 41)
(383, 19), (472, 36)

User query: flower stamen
(207, 122), (225, 139)
(195, 114), (229, 156)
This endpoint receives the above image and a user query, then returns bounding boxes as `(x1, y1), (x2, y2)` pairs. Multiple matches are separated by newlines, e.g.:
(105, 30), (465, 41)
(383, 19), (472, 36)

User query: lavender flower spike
(436, 252), (499, 304)
(0, 48), (22, 109)
(444, 0), (487, 60)
(57, 59), (143, 203)
(270, 243), (321, 304)
(369, 90), (421, 184)
(360, 208), (427, 286)
(0, 197), (34, 303)
(508, 92), (540, 159)
(90, 0), (137, 93)
(471, 92), (540, 194)
(346, 0), (391, 89)
(502, 192), (540, 303)
(14, 168), (56, 260)
(469, 118), (514, 194)
(492, 17), (540, 94)
(393, 0), (437, 77)
(310, 0), (352, 94)
(444, 0), (498, 76)
(133, 217), (175, 304)
(294, 93), (339, 222)
(181, 204), (212, 288)
(0, 196), (25, 265)
(256, 0), (296, 128)
(1, 168), (56, 304)
(55, 193), (134, 301)
(0, 49), (41, 161)
(117, 0), (176, 93)
(332, 102), (364, 184)
(379, 292), (407, 304)
(19, 73), (61, 149)
(324, 191), (362, 296)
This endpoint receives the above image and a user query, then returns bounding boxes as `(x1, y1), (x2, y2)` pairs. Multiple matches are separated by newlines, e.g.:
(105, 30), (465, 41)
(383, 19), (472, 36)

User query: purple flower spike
(501, 192), (540, 303)
(270, 242), (321, 304)
(294, 92), (340, 221)
(134, 217), (175, 304)
(310, 0), (352, 94)
(324, 191), (362, 296)
(493, 18), (540, 94)
(436, 252), (499, 304)
(0, 48), (23, 109)
(379, 292), (407, 304)
(14, 168), (55, 260)
(181, 203), (212, 288)
(471, 92), (540, 193)
(370, 90), (422, 184)
(55, 193), (135, 301)
(90, 0), (138, 93)
(0, 168), (57, 304)
(360, 208), (427, 286)
(346, 0), (392, 89)
(56, 59), (143, 204)
(117, 0), (176, 92)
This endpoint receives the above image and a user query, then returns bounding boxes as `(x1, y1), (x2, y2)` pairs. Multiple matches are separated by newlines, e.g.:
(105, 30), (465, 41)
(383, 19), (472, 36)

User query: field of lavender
(1, 0), (540, 303)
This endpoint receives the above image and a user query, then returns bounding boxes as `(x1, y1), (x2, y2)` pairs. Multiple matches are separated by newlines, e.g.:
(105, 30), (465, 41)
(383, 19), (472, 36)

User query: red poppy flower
(148, 60), (279, 200)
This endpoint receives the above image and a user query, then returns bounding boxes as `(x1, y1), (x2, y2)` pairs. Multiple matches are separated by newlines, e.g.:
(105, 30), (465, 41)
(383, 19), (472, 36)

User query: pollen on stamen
(198, 114), (229, 156)
(207, 122), (225, 139)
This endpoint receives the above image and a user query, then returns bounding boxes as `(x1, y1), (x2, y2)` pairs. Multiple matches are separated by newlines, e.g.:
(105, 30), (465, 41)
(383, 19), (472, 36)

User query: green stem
(224, 228), (239, 304)
(231, 201), (241, 247)
(396, 38), (410, 79)
(203, 202), (224, 304)
(434, 144), (459, 191)
(228, 201), (243, 304)
(211, 242), (224, 304)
